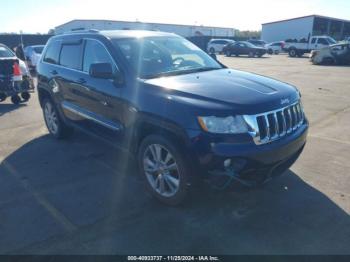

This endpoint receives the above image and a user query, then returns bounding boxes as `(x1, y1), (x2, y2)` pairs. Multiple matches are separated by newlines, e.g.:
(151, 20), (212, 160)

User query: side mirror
(89, 63), (114, 79)
(209, 53), (217, 61)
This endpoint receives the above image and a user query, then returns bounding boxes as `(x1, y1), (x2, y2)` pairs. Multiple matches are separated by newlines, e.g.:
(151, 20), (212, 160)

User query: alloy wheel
(44, 102), (59, 135)
(143, 144), (180, 197)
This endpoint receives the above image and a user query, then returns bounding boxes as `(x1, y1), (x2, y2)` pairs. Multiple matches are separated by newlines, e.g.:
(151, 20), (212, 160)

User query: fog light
(224, 159), (232, 168)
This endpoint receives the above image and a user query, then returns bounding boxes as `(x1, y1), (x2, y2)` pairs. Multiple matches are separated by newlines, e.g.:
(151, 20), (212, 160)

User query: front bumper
(187, 121), (308, 184)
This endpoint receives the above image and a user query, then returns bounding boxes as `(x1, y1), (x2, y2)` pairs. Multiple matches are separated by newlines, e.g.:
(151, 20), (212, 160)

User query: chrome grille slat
(243, 101), (305, 145)
(273, 112), (279, 139)
(264, 115), (270, 140)
(287, 108), (292, 133)
(280, 110), (287, 136)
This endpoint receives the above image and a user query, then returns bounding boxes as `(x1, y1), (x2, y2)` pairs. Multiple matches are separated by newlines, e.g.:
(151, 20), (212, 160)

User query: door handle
(76, 78), (86, 84)
(50, 70), (58, 75)
(100, 101), (108, 106)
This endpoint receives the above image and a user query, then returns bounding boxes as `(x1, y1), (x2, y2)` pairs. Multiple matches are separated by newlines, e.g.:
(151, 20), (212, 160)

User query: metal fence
(0, 34), (53, 49)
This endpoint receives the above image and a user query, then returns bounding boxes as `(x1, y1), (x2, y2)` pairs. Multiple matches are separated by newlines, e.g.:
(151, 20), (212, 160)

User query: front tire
(209, 47), (215, 54)
(11, 95), (21, 105)
(138, 135), (191, 206)
(248, 51), (254, 57)
(225, 50), (231, 57)
(42, 98), (73, 139)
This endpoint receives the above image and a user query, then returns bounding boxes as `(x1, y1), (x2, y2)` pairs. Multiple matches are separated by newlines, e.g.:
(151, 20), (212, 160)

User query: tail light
(13, 61), (23, 81)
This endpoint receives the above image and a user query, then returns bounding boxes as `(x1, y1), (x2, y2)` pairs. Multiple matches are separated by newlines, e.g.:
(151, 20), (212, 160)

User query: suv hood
(143, 69), (299, 114)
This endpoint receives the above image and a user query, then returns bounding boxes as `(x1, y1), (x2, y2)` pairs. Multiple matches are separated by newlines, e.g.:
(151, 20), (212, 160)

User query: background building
(262, 15), (350, 43)
(55, 19), (235, 38)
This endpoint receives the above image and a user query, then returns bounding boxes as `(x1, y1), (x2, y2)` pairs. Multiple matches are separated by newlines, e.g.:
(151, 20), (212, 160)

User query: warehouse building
(55, 19), (235, 38)
(262, 15), (350, 43)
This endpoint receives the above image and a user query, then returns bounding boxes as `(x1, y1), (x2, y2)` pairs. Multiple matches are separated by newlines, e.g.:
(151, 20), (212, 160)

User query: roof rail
(63, 29), (100, 34)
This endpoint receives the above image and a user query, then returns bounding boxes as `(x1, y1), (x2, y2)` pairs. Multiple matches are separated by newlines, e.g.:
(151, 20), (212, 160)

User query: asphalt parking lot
(0, 54), (349, 255)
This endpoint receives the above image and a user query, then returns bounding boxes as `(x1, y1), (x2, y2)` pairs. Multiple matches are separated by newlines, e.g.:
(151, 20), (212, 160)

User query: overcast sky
(1, 0), (350, 33)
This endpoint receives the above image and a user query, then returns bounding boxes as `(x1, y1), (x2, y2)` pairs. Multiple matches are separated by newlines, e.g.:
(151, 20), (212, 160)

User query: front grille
(244, 101), (304, 145)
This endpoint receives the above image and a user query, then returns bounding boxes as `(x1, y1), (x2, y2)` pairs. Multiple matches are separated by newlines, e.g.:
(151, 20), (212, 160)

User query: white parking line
(1, 159), (77, 233)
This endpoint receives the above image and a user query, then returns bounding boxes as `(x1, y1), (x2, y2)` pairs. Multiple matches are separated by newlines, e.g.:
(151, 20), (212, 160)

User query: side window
(311, 38), (317, 44)
(60, 44), (82, 70)
(43, 41), (61, 64)
(83, 40), (116, 73)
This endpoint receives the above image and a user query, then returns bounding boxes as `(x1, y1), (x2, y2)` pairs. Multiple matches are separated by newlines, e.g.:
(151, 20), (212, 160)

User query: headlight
(197, 116), (248, 134)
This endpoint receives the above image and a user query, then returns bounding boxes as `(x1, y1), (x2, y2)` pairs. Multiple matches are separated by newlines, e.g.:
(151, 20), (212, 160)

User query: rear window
(60, 44), (82, 70)
(43, 41), (61, 64)
(0, 46), (15, 58)
(33, 46), (44, 54)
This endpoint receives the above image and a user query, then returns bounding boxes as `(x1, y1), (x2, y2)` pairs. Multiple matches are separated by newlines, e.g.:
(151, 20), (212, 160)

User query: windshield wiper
(142, 67), (222, 79)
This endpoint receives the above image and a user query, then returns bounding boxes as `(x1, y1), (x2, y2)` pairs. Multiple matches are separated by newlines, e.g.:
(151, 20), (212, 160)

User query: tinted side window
(83, 40), (116, 73)
(60, 44), (82, 70)
(317, 38), (329, 45)
(43, 41), (61, 64)
(311, 38), (317, 44)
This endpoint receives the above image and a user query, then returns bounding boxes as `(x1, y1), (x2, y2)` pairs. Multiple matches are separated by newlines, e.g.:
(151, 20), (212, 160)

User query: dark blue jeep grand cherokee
(37, 30), (308, 205)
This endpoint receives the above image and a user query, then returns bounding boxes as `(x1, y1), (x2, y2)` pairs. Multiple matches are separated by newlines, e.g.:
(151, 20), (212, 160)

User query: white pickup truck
(284, 36), (337, 57)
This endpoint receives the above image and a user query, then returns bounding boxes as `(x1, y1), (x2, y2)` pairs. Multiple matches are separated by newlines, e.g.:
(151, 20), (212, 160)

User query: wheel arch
(38, 87), (52, 108)
(130, 115), (191, 155)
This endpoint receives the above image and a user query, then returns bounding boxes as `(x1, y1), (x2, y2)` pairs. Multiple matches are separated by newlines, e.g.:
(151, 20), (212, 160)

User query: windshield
(112, 36), (223, 78)
(327, 37), (337, 45)
(0, 46), (15, 58)
(33, 46), (44, 54)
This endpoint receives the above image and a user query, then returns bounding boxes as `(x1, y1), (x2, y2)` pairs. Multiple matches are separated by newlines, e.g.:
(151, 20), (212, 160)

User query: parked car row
(207, 38), (287, 58)
(206, 35), (349, 65)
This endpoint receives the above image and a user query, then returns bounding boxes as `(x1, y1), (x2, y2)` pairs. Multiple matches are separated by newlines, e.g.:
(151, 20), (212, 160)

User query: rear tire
(268, 49), (273, 55)
(11, 95), (21, 105)
(42, 98), (73, 139)
(225, 50), (231, 57)
(209, 47), (215, 54)
(138, 135), (191, 206)
(248, 51), (254, 57)
(289, 48), (297, 57)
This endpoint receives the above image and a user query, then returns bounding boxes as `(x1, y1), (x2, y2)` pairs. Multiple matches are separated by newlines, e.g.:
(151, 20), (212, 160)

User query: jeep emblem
(281, 98), (290, 105)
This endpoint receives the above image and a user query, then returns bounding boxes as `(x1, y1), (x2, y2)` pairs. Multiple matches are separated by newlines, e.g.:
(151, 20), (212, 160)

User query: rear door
(239, 43), (249, 54)
(56, 40), (85, 112)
